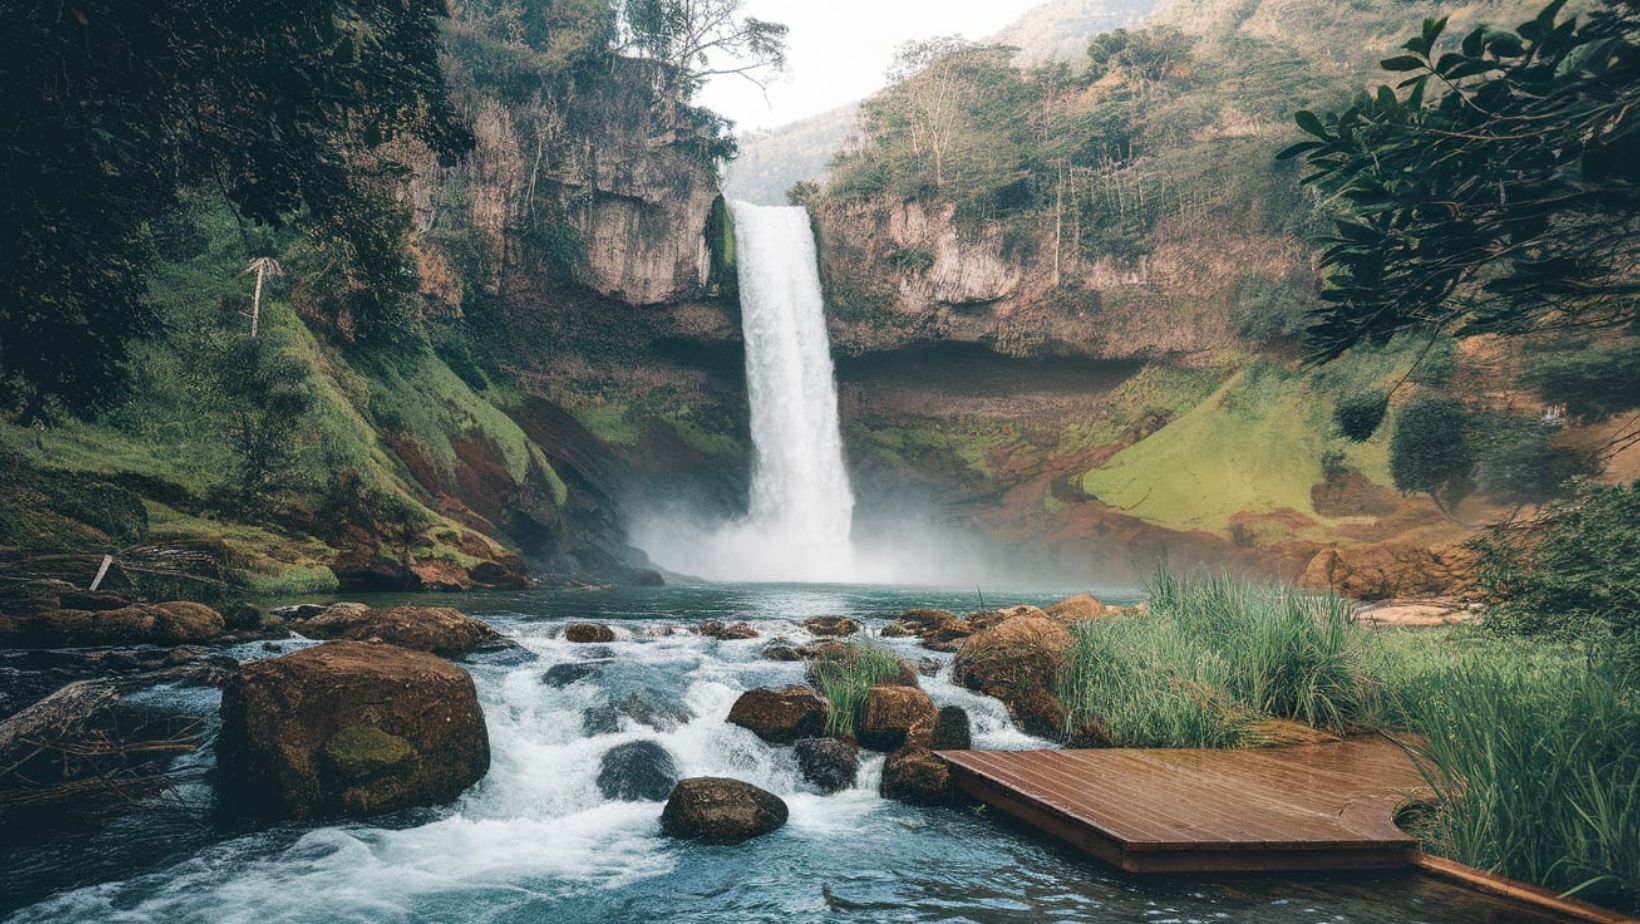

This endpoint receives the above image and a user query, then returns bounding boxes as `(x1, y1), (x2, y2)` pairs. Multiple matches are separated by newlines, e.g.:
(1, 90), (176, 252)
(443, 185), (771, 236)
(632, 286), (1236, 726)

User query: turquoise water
(3, 584), (1559, 923)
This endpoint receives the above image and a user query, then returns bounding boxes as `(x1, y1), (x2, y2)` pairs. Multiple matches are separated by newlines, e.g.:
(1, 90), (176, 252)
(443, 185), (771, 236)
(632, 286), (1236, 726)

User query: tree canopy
(1281, 0), (1640, 364)
(0, 0), (473, 420)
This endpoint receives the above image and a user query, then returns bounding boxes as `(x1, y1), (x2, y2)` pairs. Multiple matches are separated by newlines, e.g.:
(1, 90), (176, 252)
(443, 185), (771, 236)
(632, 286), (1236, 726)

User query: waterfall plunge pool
(3, 584), (1562, 923)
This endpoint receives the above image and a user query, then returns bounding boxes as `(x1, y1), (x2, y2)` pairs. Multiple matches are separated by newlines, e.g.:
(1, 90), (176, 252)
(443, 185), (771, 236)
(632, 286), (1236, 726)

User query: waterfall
(718, 201), (856, 581)
(636, 201), (857, 582)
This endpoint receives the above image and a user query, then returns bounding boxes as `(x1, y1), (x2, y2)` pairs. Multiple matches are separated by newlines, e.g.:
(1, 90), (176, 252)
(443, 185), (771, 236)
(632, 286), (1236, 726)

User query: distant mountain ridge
(723, 0), (1160, 205)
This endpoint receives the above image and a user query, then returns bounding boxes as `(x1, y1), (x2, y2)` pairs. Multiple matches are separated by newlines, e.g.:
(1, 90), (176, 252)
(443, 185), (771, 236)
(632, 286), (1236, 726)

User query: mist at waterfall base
(631, 201), (1006, 586)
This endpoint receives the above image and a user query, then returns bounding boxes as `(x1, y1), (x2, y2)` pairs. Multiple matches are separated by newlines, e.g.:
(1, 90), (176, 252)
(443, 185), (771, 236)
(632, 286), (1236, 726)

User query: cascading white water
(641, 201), (857, 582)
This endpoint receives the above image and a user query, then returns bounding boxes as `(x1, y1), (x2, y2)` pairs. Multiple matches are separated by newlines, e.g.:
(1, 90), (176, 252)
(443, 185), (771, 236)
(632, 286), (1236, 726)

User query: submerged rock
(542, 660), (608, 688)
(880, 746), (951, 805)
(726, 685), (827, 744)
(661, 777), (788, 844)
(794, 737), (858, 793)
(564, 623), (616, 644)
(932, 706), (972, 751)
(858, 685), (936, 752)
(217, 641), (489, 820)
(801, 616), (861, 638)
(298, 604), (500, 656)
(597, 740), (679, 801)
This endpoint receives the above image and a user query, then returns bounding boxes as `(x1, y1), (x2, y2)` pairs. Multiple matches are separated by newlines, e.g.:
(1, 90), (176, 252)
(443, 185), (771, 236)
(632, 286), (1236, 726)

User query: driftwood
(0, 678), (201, 824)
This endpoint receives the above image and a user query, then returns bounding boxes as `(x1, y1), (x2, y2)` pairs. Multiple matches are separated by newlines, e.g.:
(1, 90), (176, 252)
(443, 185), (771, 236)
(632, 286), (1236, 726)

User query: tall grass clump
(1401, 652), (1640, 910)
(1060, 566), (1366, 747)
(807, 643), (904, 738)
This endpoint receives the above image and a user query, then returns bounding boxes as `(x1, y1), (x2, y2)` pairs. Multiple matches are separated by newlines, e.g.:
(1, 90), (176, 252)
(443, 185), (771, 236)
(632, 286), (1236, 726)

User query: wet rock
(217, 641), (490, 820)
(582, 703), (622, 735)
(952, 617), (1072, 702)
(859, 685), (936, 752)
(880, 746), (950, 805)
(896, 609), (973, 652)
(726, 685), (827, 744)
(914, 657), (943, 677)
(299, 604), (500, 657)
(760, 644), (804, 662)
(879, 622), (911, 638)
(597, 740), (679, 801)
(2, 602), (225, 648)
(932, 705), (972, 751)
(542, 660), (608, 688)
(700, 621), (759, 640)
(661, 777), (788, 844)
(564, 623), (617, 644)
(1006, 686), (1069, 741)
(469, 560), (534, 590)
(794, 737), (858, 793)
(271, 603), (330, 620)
(221, 602), (266, 633)
(802, 616), (861, 638)
(583, 692), (692, 734)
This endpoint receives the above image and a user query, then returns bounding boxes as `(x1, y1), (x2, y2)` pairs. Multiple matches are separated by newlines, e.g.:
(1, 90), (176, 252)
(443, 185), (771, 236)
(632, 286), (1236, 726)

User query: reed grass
(1058, 566), (1640, 911)
(807, 643), (904, 738)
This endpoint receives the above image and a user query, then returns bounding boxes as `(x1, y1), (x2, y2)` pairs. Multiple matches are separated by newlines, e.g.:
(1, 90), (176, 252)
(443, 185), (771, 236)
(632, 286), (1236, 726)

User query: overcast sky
(696, 0), (1046, 133)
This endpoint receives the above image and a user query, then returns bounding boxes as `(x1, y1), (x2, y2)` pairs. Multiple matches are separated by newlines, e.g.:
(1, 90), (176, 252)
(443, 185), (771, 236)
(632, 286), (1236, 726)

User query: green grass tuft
(807, 643), (906, 738)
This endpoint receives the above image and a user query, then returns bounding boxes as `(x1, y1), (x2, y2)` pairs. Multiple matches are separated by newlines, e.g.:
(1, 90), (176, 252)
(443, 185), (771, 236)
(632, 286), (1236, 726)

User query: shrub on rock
(794, 737), (858, 793)
(564, 623), (616, 644)
(802, 616), (861, 637)
(932, 705), (972, 750)
(661, 777), (788, 844)
(597, 740), (679, 801)
(217, 641), (489, 820)
(858, 685), (936, 752)
(300, 604), (500, 656)
(880, 746), (950, 804)
(727, 685), (827, 744)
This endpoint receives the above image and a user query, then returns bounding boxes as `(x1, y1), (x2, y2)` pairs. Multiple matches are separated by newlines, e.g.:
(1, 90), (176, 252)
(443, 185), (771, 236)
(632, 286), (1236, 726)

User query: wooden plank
(937, 736), (1427, 874)
(1411, 853), (1640, 924)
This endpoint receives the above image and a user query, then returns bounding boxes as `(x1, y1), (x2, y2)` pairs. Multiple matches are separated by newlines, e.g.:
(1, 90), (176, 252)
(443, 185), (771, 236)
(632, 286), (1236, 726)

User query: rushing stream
(3, 584), (1558, 923)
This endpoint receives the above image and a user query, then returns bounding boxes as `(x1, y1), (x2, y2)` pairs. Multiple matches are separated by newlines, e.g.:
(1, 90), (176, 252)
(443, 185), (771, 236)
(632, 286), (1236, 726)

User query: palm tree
(241, 256), (283, 338)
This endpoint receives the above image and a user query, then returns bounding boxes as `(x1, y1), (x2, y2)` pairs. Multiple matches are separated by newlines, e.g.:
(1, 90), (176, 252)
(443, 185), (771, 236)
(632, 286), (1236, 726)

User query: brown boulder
(300, 605), (499, 656)
(1045, 594), (1112, 622)
(952, 617), (1073, 701)
(700, 621), (759, 640)
(1007, 686), (1070, 740)
(726, 685), (827, 744)
(802, 616), (861, 637)
(858, 685), (936, 752)
(564, 623), (617, 644)
(408, 558), (474, 592)
(794, 737), (858, 793)
(880, 746), (950, 804)
(896, 609), (973, 652)
(660, 777), (788, 844)
(15, 601), (224, 648)
(217, 641), (490, 820)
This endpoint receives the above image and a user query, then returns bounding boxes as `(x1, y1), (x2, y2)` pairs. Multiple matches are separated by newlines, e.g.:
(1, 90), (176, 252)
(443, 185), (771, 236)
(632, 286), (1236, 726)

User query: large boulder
(794, 737), (858, 793)
(858, 685), (936, 752)
(597, 740), (679, 801)
(726, 686), (827, 744)
(563, 623), (616, 644)
(880, 746), (951, 804)
(7, 602), (224, 648)
(217, 641), (490, 820)
(298, 604), (499, 656)
(952, 617), (1072, 701)
(932, 705), (972, 751)
(660, 777), (788, 844)
(1045, 594), (1113, 622)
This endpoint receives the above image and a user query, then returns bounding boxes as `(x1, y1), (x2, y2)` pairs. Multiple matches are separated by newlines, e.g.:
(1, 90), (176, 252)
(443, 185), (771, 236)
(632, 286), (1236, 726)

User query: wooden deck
(938, 736), (1431, 873)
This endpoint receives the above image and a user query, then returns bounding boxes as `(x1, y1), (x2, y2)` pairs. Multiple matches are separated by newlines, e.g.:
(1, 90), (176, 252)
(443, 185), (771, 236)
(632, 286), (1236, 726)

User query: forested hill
(724, 0), (1159, 205)
(0, 0), (752, 599)
(795, 0), (1640, 592)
